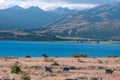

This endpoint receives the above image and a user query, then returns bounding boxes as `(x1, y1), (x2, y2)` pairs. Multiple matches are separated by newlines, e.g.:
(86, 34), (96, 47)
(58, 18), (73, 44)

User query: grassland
(0, 57), (120, 80)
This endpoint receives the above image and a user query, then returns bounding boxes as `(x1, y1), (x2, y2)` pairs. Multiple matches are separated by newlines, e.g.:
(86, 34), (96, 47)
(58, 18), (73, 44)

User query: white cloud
(0, 0), (98, 10)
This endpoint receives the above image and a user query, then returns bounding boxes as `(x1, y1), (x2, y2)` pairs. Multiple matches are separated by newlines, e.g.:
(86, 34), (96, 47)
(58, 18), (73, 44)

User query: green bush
(20, 75), (31, 80)
(11, 65), (21, 74)
(72, 53), (87, 58)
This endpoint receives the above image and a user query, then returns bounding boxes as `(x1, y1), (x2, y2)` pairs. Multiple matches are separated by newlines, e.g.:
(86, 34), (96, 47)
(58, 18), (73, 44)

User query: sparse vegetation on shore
(11, 65), (21, 74)
(0, 57), (119, 80)
(20, 75), (31, 80)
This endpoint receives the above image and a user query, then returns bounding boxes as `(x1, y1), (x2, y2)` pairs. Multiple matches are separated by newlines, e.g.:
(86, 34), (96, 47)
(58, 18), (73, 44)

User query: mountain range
(40, 2), (120, 40)
(0, 6), (75, 29)
(0, 3), (120, 40)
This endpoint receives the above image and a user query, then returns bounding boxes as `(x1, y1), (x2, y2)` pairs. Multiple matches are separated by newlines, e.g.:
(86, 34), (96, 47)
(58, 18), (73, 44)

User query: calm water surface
(0, 41), (120, 57)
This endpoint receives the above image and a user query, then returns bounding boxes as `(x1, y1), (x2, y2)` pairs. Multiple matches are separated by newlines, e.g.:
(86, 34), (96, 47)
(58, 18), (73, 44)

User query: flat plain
(0, 57), (120, 80)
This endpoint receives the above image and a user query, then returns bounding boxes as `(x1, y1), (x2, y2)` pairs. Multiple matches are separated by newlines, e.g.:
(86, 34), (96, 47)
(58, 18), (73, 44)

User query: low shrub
(20, 75), (31, 80)
(98, 60), (103, 64)
(11, 65), (21, 74)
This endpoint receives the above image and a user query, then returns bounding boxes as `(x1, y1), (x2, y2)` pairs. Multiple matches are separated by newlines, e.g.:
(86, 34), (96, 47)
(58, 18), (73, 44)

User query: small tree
(20, 75), (31, 80)
(11, 65), (21, 74)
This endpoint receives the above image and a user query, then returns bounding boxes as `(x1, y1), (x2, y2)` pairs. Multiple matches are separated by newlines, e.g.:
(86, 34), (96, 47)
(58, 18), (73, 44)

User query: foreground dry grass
(0, 57), (120, 80)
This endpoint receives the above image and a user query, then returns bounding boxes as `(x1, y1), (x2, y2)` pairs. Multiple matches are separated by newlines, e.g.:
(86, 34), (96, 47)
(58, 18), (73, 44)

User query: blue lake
(0, 41), (120, 57)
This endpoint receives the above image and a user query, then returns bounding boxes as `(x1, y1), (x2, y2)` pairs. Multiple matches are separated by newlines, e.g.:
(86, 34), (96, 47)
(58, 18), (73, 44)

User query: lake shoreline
(0, 40), (120, 44)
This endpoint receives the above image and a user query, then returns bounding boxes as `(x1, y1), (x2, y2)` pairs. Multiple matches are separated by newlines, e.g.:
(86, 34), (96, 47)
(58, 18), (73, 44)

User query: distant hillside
(0, 6), (75, 29)
(42, 2), (120, 40)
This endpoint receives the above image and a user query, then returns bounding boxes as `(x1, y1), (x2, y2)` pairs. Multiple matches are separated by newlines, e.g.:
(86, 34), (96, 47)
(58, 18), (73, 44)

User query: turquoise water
(0, 41), (120, 57)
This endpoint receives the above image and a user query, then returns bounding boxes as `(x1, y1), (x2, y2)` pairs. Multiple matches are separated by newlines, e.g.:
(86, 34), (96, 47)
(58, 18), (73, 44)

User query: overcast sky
(0, 0), (120, 10)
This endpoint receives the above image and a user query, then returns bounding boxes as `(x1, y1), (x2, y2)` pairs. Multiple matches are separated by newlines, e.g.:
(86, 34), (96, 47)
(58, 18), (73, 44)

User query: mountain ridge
(0, 6), (75, 30)
(40, 2), (120, 40)
(0, 3), (120, 40)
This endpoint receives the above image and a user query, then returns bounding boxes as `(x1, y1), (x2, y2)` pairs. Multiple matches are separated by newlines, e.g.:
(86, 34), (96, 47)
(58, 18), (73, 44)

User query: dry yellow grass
(0, 57), (120, 80)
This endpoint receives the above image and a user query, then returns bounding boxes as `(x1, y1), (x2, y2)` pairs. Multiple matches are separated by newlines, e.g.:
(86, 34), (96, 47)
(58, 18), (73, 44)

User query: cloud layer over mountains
(0, 0), (120, 10)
